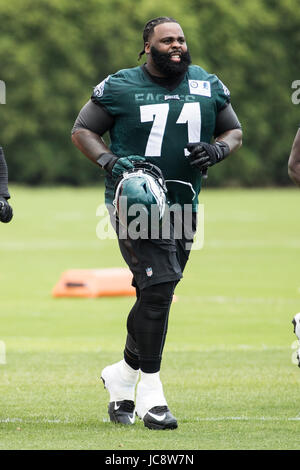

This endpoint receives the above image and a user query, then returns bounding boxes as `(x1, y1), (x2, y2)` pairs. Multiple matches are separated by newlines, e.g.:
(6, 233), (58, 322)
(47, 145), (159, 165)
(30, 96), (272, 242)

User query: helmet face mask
(113, 162), (167, 234)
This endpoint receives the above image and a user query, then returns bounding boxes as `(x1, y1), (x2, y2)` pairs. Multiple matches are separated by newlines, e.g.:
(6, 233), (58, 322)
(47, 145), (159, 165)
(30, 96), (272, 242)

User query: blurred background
(0, 0), (299, 188)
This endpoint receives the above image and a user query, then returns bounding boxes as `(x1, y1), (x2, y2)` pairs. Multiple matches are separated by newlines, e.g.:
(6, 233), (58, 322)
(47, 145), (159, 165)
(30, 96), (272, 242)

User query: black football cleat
(107, 399), (136, 425)
(100, 361), (139, 425)
(142, 406), (178, 430)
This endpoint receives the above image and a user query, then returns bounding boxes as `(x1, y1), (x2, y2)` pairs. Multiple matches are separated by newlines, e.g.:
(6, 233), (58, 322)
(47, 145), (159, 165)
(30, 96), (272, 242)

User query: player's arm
(71, 100), (144, 177)
(0, 147), (13, 223)
(288, 128), (300, 186)
(214, 104), (242, 153)
(187, 104), (242, 170)
(71, 99), (115, 169)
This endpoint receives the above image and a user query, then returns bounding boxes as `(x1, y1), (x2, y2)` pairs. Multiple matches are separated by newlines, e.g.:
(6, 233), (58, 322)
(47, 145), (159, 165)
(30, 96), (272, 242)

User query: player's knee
(142, 281), (174, 305)
(140, 282), (175, 321)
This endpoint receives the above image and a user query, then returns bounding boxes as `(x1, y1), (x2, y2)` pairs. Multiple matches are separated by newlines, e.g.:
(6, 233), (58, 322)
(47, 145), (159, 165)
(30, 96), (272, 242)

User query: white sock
(121, 359), (139, 383)
(102, 360), (139, 402)
(136, 371), (168, 418)
(140, 371), (161, 387)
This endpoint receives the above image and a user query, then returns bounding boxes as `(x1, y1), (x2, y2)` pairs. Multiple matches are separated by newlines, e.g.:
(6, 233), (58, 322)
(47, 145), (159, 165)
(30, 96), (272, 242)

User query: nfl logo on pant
(146, 267), (153, 277)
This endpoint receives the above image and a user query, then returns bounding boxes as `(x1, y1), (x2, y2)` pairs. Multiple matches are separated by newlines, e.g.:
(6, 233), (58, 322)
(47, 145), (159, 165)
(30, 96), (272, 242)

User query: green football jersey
(92, 65), (230, 211)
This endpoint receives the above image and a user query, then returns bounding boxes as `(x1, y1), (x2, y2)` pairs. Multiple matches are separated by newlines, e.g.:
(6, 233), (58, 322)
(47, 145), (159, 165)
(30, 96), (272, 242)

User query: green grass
(0, 185), (300, 450)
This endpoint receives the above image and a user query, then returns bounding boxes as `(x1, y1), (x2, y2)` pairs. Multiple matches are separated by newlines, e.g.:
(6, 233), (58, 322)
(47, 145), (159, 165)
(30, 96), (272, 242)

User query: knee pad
(139, 281), (175, 321)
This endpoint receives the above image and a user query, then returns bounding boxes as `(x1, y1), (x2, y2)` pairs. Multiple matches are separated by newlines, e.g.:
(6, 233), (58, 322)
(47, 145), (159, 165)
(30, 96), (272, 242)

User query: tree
(0, 0), (299, 186)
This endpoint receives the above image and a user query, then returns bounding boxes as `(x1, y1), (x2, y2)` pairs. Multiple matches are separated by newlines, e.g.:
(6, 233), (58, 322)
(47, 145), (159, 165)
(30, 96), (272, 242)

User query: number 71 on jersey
(140, 102), (201, 157)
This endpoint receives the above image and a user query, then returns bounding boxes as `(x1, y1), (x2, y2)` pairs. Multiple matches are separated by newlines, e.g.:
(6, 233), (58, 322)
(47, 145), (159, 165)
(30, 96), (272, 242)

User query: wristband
(215, 141), (230, 160)
(96, 153), (117, 168)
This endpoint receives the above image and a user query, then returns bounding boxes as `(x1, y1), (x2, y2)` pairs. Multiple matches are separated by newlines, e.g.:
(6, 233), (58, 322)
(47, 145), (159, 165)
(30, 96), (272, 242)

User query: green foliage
(0, 0), (299, 185)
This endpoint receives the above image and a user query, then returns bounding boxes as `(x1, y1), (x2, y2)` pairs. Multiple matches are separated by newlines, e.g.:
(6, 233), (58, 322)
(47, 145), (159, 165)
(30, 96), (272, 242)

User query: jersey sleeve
(91, 75), (117, 115)
(214, 103), (242, 137)
(71, 99), (114, 136)
(212, 75), (231, 112)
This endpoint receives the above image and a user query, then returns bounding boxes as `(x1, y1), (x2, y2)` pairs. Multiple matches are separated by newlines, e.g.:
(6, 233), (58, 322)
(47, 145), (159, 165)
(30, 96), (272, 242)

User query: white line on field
(0, 418), (71, 424)
(179, 295), (299, 305)
(0, 239), (299, 251)
(205, 239), (300, 248)
(194, 416), (300, 422)
(0, 240), (105, 251)
(1, 416), (300, 424)
(0, 337), (293, 353)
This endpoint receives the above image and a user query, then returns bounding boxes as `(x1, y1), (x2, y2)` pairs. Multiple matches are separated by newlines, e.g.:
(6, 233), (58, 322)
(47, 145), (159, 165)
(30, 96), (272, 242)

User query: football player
(292, 313), (300, 367)
(0, 147), (13, 223)
(71, 17), (242, 430)
(288, 127), (300, 186)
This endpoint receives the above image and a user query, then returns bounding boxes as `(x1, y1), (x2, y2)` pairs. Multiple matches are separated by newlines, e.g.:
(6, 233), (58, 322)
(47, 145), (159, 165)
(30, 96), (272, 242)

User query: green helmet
(113, 162), (167, 234)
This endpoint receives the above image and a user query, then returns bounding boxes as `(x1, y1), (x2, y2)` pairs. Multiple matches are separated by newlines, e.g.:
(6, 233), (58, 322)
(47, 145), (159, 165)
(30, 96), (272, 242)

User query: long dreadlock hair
(138, 16), (179, 61)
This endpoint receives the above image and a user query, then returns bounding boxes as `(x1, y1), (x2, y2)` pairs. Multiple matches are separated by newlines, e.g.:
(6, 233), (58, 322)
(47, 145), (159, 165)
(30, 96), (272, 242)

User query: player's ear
(144, 42), (151, 54)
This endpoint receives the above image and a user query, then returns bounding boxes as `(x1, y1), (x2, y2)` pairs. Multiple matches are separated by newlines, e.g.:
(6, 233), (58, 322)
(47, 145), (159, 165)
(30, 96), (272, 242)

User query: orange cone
(52, 268), (136, 298)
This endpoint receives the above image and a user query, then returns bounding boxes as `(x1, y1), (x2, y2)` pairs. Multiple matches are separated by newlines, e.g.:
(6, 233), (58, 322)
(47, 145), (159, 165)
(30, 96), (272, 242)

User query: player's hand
(0, 196), (13, 223)
(111, 156), (146, 180)
(292, 313), (300, 368)
(187, 141), (230, 171)
(97, 153), (146, 178)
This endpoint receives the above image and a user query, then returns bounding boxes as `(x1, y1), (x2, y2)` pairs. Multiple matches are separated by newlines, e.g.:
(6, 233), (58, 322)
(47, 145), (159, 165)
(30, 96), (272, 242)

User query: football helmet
(113, 161), (167, 232)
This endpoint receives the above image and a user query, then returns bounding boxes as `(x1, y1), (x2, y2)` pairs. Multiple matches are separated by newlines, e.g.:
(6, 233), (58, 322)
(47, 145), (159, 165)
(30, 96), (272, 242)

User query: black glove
(187, 141), (230, 171)
(96, 152), (118, 175)
(97, 153), (145, 179)
(0, 196), (13, 223)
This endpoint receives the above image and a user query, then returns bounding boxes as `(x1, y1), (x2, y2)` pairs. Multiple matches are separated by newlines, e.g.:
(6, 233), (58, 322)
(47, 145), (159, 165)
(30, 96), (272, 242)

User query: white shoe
(135, 373), (178, 430)
(101, 360), (139, 425)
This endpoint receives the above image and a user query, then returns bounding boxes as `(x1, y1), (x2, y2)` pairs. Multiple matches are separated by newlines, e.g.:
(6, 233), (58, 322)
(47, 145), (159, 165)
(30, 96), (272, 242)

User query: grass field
(0, 185), (300, 450)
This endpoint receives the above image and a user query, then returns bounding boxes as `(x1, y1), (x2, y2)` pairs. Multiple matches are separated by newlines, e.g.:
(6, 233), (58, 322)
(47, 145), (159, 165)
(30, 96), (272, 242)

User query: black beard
(150, 45), (192, 77)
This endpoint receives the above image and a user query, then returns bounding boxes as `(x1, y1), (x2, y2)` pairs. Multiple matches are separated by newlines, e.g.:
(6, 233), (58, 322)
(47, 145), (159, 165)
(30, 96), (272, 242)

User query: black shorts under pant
(109, 208), (198, 290)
